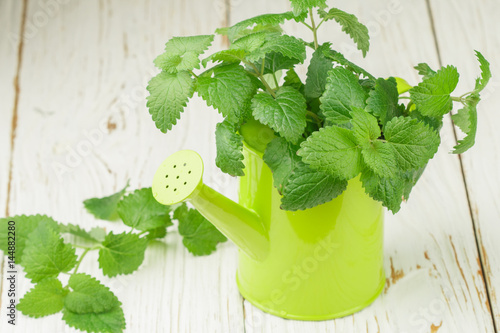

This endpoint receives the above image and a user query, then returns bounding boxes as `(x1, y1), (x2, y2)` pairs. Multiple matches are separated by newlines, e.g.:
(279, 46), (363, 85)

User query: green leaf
(322, 47), (375, 80)
(246, 34), (306, 64)
(221, 12), (307, 42)
(17, 278), (67, 318)
(304, 44), (333, 99)
(22, 220), (77, 282)
(320, 66), (368, 124)
(202, 49), (246, 67)
(414, 63), (436, 80)
(281, 162), (348, 211)
(289, 0), (327, 16)
(63, 307), (125, 333)
(174, 203), (227, 256)
(283, 68), (304, 92)
(0, 215), (59, 264)
(384, 116), (440, 170)
(117, 188), (172, 231)
(318, 8), (370, 57)
(59, 223), (106, 243)
(452, 100), (478, 154)
(83, 181), (129, 221)
(360, 169), (405, 213)
(251, 86), (307, 144)
(298, 126), (363, 179)
(65, 273), (120, 314)
(263, 137), (301, 194)
(98, 232), (148, 277)
(146, 71), (195, 133)
(253, 52), (301, 75)
(215, 120), (245, 176)
(146, 226), (167, 240)
(474, 50), (491, 92)
(197, 64), (256, 124)
(153, 35), (214, 73)
(366, 77), (404, 126)
(350, 107), (380, 144)
(409, 65), (459, 118)
(361, 141), (398, 178)
(230, 32), (267, 53)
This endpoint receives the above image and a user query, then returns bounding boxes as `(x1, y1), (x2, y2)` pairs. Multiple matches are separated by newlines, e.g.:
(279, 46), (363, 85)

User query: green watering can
(152, 133), (385, 320)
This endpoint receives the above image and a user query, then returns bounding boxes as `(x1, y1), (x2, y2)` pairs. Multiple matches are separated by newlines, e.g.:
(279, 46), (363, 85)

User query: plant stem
(301, 21), (313, 30)
(260, 57), (266, 76)
(307, 111), (322, 126)
(188, 69), (198, 78)
(272, 72), (279, 88)
(248, 62), (276, 98)
(73, 248), (91, 275)
(309, 9), (319, 49)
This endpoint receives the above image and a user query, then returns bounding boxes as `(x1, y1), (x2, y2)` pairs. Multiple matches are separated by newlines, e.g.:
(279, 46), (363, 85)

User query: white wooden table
(0, 0), (499, 332)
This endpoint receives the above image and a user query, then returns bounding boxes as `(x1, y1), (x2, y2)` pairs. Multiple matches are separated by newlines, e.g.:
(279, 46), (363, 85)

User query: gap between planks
(425, 0), (498, 331)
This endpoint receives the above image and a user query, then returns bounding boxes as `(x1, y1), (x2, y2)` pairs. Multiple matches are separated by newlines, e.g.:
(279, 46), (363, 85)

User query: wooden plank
(229, 0), (495, 332)
(0, 0), (243, 332)
(429, 0), (500, 329)
(0, 0), (24, 326)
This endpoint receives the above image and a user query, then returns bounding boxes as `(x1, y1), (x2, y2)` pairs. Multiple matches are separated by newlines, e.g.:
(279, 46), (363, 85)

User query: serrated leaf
(361, 141), (398, 178)
(319, 8), (370, 57)
(289, 0), (327, 16)
(230, 32), (267, 53)
(366, 77), (404, 126)
(215, 120), (245, 176)
(202, 49), (246, 67)
(452, 101), (478, 154)
(414, 63), (436, 80)
(252, 86), (307, 144)
(197, 64), (256, 124)
(409, 65), (459, 118)
(246, 34), (306, 64)
(83, 181), (129, 221)
(322, 46), (375, 80)
(350, 107), (381, 144)
(65, 273), (120, 314)
(59, 223), (106, 243)
(117, 188), (172, 231)
(222, 11), (307, 42)
(384, 116), (440, 170)
(153, 35), (214, 73)
(304, 44), (333, 99)
(146, 71), (195, 133)
(360, 169), (404, 213)
(253, 52), (301, 75)
(174, 203), (227, 256)
(281, 162), (348, 211)
(298, 126), (363, 179)
(263, 137), (301, 194)
(474, 50), (491, 92)
(320, 66), (368, 125)
(17, 278), (67, 318)
(146, 226), (167, 240)
(62, 306), (125, 333)
(98, 232), (148, 277)
(0, 215), (59, 264)
(22, 220), (77, 282)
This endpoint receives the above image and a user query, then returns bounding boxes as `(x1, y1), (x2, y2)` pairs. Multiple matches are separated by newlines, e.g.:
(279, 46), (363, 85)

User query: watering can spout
(152, 150), (269, 261)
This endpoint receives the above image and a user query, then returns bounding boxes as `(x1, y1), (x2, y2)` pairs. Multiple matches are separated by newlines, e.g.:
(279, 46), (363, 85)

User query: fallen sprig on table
(0, 184), (226, 333)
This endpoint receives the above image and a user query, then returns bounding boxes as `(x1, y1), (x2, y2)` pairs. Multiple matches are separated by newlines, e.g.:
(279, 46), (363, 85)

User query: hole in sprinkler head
(188, 170), (192, 174)
(184, 182), (187, 185)
(174, 188), (177, 191)
(183, 163), (187, 166)
(173, 165), (177, 168)
(165, 174), (168, 178)
(176, 176), (179, 179)
(166, 185), (169, 188)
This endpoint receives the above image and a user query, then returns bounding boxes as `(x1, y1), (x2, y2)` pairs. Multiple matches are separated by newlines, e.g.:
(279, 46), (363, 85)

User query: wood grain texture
(429, 0), (500, 329)
(0, 0), (24, 321)
(0, 0), (242, 332)
(229, 0), (495, 332)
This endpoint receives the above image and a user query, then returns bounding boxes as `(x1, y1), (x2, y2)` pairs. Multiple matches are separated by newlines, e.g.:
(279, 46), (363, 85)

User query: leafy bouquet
(147, 0), (490, 213)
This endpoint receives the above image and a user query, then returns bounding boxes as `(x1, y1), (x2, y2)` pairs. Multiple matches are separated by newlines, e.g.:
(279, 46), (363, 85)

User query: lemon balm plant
(147, 0), (490, 214)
